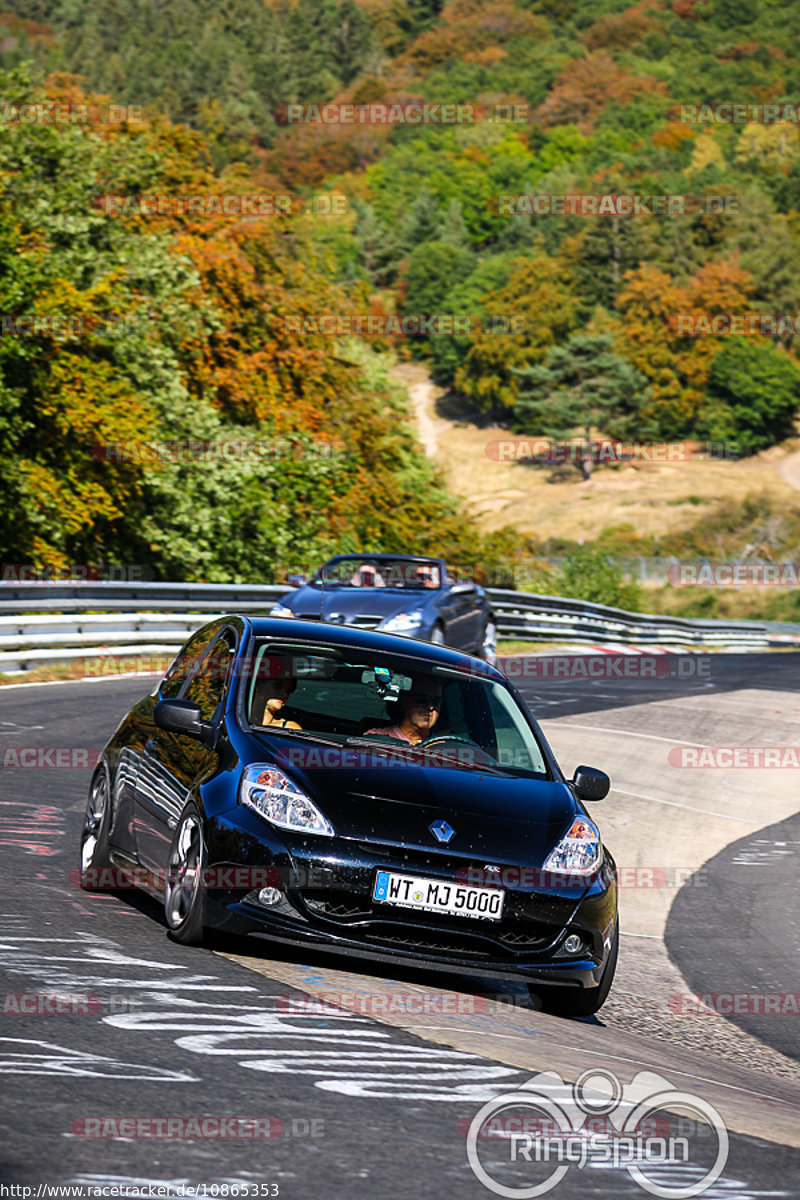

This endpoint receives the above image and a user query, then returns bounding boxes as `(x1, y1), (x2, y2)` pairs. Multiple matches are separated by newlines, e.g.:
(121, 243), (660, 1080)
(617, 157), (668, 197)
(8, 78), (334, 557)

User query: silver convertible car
(270, 554), (497, 663)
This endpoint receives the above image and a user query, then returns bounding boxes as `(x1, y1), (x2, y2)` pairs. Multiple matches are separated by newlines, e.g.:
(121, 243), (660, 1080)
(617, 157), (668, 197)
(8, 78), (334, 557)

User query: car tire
(79, 764), (113, 890)
(481, 618), (498, 666)
(528, 925), (619, 1018)
(430, 623), (445, 647)
(164, 802), (207, 946)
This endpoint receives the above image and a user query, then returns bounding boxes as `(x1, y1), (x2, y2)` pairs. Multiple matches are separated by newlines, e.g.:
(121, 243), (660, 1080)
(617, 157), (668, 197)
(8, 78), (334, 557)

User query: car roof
(241, 616), (501, 678)
(319, 554), (444, 565)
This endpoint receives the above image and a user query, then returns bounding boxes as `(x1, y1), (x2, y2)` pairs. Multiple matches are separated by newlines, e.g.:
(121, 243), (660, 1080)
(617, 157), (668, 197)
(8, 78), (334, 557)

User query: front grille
(497, 929), (552, 950)
(365, 927), (489, 957)
(305, 894), (372, 920)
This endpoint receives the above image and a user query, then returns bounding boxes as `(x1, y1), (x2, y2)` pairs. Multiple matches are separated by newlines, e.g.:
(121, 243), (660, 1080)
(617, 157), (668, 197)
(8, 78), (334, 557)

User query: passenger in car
(351, 564), (385, 587)
(254, 672), (302, 729)
(362, 676), (442, 745)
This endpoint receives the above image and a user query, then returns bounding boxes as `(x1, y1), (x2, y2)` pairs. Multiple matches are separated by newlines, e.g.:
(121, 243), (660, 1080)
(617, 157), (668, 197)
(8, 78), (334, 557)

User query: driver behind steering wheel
(362, 675), (442, 745)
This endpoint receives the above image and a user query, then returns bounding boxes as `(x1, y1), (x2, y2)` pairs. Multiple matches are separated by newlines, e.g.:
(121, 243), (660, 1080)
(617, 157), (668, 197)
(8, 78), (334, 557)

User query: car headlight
(378, 611), (425, 634)
(269, 603), (294, 617)
(542, 816), (601, 877)
(240, 765), (335, 837)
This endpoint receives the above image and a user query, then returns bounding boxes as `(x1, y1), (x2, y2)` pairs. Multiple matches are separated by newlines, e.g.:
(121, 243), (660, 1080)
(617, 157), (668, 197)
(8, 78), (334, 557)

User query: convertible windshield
(243, 640), (549, 776)
(310, 557), (442, 590)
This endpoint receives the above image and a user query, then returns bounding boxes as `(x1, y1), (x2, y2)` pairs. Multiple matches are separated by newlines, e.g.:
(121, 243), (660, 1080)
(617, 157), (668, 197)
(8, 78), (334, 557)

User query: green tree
(557, 548), (642, 611)
(400, 240), (474, 316)
(699, 340), (800, 455)
(513, 333), (650, 480)
(428, 253), (517, 385)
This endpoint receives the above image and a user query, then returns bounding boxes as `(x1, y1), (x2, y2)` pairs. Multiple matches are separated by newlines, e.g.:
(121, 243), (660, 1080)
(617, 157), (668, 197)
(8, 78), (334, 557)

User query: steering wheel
(421, 735), (496, 765)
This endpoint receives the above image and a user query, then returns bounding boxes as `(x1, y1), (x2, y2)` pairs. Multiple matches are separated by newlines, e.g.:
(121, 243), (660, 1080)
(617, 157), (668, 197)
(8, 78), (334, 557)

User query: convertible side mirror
(571, 765), (610, 802)
(154, 699), (216, 748)
(288, 573), (307, 586)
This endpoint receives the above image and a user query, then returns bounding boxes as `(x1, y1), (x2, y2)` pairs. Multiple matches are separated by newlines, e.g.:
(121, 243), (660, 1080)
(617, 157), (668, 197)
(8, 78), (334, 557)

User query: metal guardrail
(2, 580), (798, 675)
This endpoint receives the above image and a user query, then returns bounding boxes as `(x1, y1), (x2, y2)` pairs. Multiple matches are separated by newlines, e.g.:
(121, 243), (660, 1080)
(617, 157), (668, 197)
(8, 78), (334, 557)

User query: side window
(488, 684), (547, 774)
(160, 624), (221, 700)
(182, 632), (235, 721)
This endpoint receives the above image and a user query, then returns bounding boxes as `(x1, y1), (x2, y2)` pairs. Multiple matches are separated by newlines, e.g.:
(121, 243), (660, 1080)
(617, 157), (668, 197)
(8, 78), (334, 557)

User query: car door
(134, 625), (233, 874)
(455, 582), (486, 650)
(436, 581), (480, 650)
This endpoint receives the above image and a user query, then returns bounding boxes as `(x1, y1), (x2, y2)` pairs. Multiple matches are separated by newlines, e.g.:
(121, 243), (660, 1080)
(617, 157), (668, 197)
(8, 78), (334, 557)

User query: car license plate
(372, 870), (504, 920)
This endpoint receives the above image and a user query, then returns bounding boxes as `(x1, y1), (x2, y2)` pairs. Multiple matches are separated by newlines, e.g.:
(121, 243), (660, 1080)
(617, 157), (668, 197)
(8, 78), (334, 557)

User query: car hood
(250, 734), (574, 863)
(285, 587), (428, 622)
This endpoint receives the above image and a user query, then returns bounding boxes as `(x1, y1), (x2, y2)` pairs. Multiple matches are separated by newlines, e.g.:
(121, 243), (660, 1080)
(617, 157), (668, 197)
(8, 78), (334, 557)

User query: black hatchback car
(80, 617), (618, 1016)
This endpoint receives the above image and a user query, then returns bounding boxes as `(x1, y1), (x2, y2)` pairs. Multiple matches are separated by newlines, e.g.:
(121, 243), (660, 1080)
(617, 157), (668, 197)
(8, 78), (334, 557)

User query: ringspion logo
(466, 1069), (728, 1197)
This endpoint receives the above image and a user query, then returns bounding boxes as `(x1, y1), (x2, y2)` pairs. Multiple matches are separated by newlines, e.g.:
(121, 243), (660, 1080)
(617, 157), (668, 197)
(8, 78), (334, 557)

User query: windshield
(242, 640), (550, 777)
(310, 557), (442, 590)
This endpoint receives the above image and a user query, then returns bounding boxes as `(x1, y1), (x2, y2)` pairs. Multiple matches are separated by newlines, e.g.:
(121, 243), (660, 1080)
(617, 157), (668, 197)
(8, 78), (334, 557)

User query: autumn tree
(454, 254), (578, 414)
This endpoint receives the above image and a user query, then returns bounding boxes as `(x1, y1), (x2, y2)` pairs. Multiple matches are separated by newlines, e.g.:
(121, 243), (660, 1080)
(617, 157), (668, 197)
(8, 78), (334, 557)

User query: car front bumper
(203, 810), (618, 991)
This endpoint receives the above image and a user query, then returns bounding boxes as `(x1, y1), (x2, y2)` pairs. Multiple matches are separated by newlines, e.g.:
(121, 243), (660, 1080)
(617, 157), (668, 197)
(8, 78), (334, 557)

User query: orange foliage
(671, 0), (703, 18)
(399, 0), (547, 69)
(719, 42), (784, 60)
(617, 261), (753, 432)
(534, 52), (667, 134)
(651, 123), (696, 151)
(583, 1), (663, 51)
(0, 12), (56, 49)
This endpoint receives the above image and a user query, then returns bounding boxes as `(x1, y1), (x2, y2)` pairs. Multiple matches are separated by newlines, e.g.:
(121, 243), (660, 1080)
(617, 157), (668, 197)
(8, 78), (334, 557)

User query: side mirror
(154, 699), (215, 747)
(449, 582), (475, 594)
(288, 573), (307, 587)
(571, 765), (610, 802)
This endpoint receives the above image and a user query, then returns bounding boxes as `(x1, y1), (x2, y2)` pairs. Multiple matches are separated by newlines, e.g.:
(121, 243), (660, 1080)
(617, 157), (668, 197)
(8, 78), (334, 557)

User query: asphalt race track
(1, 655), (800, 1199)
(666, 808), (800, 1062)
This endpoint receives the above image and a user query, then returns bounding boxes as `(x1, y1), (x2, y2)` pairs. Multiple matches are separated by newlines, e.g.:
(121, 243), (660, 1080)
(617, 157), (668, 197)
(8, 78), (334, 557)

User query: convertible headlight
(542, 817), (601, 877)
(378, 611), (425, 634)
(240, 765), (335, 837)
(269, 603), (295, 617)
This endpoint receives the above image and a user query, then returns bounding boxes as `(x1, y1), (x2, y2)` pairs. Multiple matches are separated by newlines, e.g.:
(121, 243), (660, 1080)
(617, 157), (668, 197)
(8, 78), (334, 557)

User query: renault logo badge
(429, 820), (455, 844)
